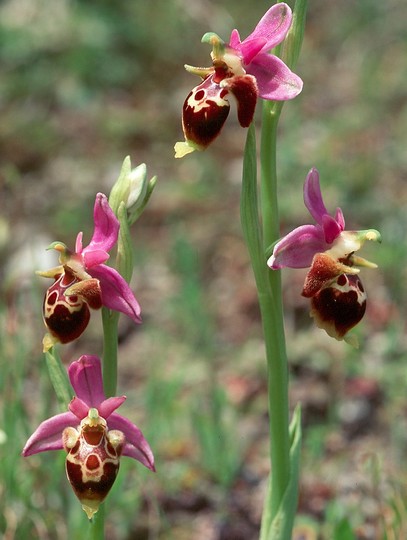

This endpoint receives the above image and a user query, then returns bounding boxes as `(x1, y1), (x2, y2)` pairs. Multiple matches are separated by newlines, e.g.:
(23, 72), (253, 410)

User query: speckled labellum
(182, 73), (230, 151)
(43, 267), (102, 345)
(63, 408), (125, 520)
(309, 273), (367, 343)
(181, 67), (258, 152)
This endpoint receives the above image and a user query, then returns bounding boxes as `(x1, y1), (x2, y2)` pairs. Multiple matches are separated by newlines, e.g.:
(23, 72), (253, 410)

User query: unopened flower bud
(109, 157), (156, 224)
(126, 163), (148, 210)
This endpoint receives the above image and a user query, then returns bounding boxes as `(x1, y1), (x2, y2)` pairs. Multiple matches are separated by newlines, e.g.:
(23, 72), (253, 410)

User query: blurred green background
(1, 0), (406, 538)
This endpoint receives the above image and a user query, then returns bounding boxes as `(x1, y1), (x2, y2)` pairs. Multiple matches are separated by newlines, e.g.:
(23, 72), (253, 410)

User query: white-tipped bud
(109, 156), (156, 225)
(126, 163), (148, 210)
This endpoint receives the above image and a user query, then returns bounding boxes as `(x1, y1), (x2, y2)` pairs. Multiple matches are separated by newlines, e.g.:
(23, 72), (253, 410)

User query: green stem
(260, 99), (290, 526)
(241, 120), (290, 536)
(88, 503), (105, 540)
(102, 308), (120, 397)
(98, 308), (119, 537)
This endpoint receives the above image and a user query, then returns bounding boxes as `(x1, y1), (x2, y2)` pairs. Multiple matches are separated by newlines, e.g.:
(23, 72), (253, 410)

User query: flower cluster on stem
(24, 158), (156, 524)
(38, 193), (141, 352)
(268, 168), (381, 346)
(23, 355), (154, 519)
(174, 3), (303, 158)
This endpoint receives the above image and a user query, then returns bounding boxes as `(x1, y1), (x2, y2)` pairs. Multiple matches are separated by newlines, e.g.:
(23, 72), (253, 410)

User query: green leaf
(333, 518), (356, 540)
(266, 405), (302, 540)
(241, 123), (268, 293)
(45, 347), (73, 409)
(281, 0), (308, 71)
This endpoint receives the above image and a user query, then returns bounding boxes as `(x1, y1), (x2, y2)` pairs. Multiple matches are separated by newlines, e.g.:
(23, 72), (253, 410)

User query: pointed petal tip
(89, 265), (142, 323)
(85, 193), (119, 255)
(174, 141), (198, 159)
(246, 2), (293, 52)
(82, 502), (100, 520)
(43, 333), (59, 353)
(344, 333), (360, 349)
(22, 411), (77, 457)
(267, 253), (280, 270)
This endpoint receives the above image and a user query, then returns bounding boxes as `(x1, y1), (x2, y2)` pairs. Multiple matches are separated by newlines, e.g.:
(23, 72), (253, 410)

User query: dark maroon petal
(310, 274), (367, 340)
(65, 278), (103, 310)
(182, 75), (230, 149)
(224, 74), (258, 128)
(43, 287), (91, 344)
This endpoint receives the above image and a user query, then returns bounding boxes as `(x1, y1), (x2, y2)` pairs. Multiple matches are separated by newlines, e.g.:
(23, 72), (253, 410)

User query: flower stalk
(241, 2), (308, 538)
(23, 157), (156, 538)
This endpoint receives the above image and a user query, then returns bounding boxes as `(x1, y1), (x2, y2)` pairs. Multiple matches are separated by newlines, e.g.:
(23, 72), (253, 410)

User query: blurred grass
(1, 0), (407, 538)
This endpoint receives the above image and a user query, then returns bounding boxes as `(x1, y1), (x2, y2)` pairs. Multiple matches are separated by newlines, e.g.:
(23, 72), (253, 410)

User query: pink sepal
(268, 224), (327, 269)
(69, 397), (89, 419)
(99, 396), (127, 419)
(83, 193), (119, 255)
(108, 413), (155, 471)
(22, 411), (78, 456)
(83, 249), (110, 268)
(89, 265), (142, 323)
(322, 214), (342, 244)
(68, 355), (105, 407)
(233, 36), (267, 64)
(245, 3), (292, 52)
(250, 53), (303, 100)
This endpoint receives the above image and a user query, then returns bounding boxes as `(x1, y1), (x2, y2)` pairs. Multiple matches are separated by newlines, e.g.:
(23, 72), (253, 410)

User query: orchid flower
(23, 355), (154, 519)
(174, 3), (303, 158)
(268, 168), (381, 345)
(38, 193), (141, 351)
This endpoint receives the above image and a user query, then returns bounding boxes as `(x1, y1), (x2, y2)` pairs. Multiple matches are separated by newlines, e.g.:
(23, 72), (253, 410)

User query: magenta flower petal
(335, 207), (346, 230)
(249, 53), (303, 100)
(83, 249), (110, 269)
(23, 353), (155, 507)
(268, 224), (327, 269)
(303, 168), (329, 225)
(83, 193), (120, 255)
(235, 36), (268, 64)
(69, 397), (90, 419)
(68, 355), (105, 407)
(268, 167), (381, 344)
(322, 214), (343, 244)
(75, 232), (83, 254)
(229, 28), (241, 49)
(22, 411), (78, 456)
(244, 3), (293, 53)
(98, 396), (127, 419)
(90, 265), (142, 324)
(176, 3), (302, 157)
(108, 412), (155, 471)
